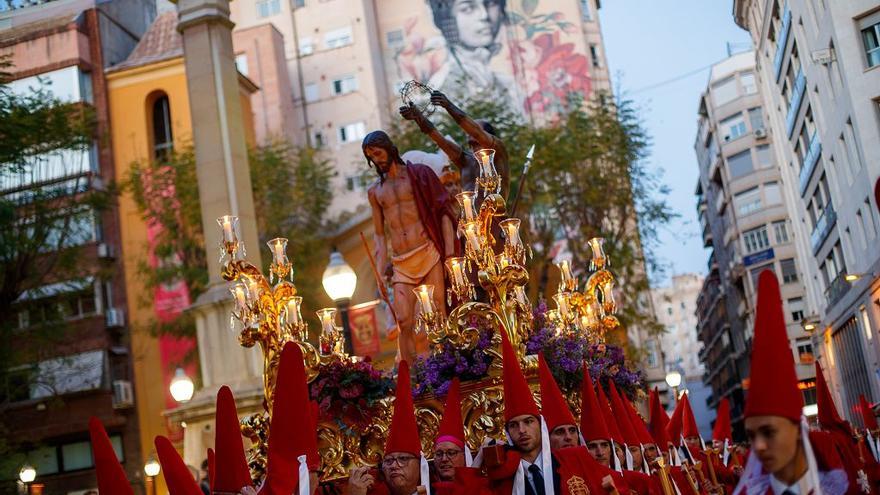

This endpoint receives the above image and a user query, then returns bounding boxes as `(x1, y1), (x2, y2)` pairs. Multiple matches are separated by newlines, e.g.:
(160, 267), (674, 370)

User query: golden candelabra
(217, 148), (623, 482)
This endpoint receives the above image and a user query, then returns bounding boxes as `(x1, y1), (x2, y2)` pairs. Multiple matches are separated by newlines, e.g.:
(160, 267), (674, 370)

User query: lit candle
(514, 286), (528, 305)
(500, 218), (522, 248)
(230, 283), (248, 309)
(588, 237), (606, 266)
(464, 222), (482, 252)
(457, 192), (477, 221)
(268, 237), (288, 266)
(602, 281), (616, 309)
(286, 296), (302, 325)
(414, 285), (435, 314)
(218, 215), (238, 243)
(246, 278), (260, 302)
(553, 292), (570, 319)
(474, 149), (496, 176)
(557, 260), (573, 284)
(446, 257), (466, 285)
(316, 308), (337, 334)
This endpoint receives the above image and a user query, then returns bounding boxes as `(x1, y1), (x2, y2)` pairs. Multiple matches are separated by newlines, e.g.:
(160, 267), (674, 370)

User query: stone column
(170, 0), (265, 468)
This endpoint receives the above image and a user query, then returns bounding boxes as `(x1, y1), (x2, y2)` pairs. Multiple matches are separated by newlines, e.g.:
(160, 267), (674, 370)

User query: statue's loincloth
(391, 241), (440, 285)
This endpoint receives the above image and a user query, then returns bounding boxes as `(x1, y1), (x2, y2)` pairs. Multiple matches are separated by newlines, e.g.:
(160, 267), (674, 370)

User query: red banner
(349, 301), (382, 359)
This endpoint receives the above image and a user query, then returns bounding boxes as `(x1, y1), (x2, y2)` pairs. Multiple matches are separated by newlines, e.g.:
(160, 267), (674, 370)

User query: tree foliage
(389, 90), (676, 346)
(123, 138), (335, 340)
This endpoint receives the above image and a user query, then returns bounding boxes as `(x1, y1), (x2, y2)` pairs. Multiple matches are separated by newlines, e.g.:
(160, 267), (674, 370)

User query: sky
(600, 1), (752, 288)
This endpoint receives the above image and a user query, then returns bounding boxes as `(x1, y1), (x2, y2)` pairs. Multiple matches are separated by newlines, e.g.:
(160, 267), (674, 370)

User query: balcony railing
(825, 274), (851, 309)
(774, 3), (792, 81)
(798, 132), (822, 195)
(785, 69), (806, 138)
(810, 204), (836, 254)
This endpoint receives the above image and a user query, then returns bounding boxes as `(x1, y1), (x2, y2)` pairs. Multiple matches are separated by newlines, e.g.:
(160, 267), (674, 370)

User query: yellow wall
(107, 57), (256, 495)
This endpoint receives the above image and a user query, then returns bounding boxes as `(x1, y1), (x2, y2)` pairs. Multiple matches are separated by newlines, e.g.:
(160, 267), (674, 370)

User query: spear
(509, 144), (535, 218)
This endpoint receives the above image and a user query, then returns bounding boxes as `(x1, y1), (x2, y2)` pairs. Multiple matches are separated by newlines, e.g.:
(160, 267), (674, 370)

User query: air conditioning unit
(754, 128), (767, 138)
(97, 243), (116, 260)
(112, 380), (134, 409)
(105, 307), (125, 328)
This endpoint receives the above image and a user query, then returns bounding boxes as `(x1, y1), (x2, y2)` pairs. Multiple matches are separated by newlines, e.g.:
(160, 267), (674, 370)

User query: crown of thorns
(399, 80), (437, 116)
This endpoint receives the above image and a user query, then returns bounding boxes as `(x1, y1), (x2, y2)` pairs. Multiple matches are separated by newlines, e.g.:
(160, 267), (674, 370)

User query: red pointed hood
(649, 388), (670, 448)
(744, 270), (803, 421)
(608, 382), (639, 446)
(88, 417), (133, 495)
(262, 342), (320, 495)
(214, 385), (252, 492)
(597, 384), (625, 445)
(815, 361), (851, 435)
(437, 378), (466, 448)
(666, 393), (685, 446)
(681, 394), (700, 440)
(156, 436), (202, 495)
(538, 353), (577, 432)
(625, 398), (655, 446)
(501, 330), (539, 422)
(579, 365), (611, 442)
(385, 360), (422, 456)
(860, 395), (878, 430)
(712, 398), (732, 442)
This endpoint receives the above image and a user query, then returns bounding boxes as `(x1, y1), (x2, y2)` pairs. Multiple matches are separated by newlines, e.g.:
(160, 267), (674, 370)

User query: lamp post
(169, 368), (195, 403)
(665, 370), (682, 407)
(144, 457), (160, 495)
(322, 249), (357, 356)
(19, 464), (35, 494)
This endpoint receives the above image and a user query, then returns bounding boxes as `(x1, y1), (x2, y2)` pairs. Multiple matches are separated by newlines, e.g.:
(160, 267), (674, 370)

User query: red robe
(406, 162), (459, 259)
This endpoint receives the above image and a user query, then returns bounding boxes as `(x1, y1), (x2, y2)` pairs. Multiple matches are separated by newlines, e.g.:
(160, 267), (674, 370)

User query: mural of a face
(450, 0), (505, 49)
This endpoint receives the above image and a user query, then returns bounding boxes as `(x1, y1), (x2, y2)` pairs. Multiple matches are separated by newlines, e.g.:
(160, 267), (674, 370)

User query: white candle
(452, 260), (464, 285)
(271, 240), (285, 265)
(286, 297), (302, 324)
(231, 284), (248, 309)
(554, 292), (570, 318)
(221, 217), (234, 242)
(465, 223), (481, 251)
(418, 286), (433, 313)
(463, 195), (474, 221)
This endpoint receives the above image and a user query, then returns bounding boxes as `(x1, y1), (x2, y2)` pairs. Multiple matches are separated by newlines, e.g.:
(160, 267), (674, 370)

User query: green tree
(389, 90), (676, 347)
(123, 138), (335, 344)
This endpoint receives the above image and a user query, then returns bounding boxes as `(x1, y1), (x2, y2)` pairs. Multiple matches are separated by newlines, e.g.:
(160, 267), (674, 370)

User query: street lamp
(144, 457), (160, 495)
(169, 368), (194, 403)
(665, 370), (682, 406)
(322, 249), (357, 355)
(19, 464), (35, 494)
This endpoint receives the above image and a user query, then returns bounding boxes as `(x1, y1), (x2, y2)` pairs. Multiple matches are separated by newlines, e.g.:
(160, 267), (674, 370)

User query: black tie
(781, 490), (796, 495)
(529, 464), (546, 495)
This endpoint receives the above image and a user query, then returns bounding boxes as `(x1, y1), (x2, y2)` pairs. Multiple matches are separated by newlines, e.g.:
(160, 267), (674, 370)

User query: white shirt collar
(520, 449), (545, 471)
(769, 470), (812, 495)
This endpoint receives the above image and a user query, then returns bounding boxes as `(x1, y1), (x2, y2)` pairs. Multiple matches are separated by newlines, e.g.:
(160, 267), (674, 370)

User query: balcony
(774, 3), (792, 81)
(824, 274), (851, 310)
(785, 69), (806, 138)
(707, 251), (719, 273)
(798, 132), (822, 195)
(703, 223), (713, 247)
(810, 204), (836, 254)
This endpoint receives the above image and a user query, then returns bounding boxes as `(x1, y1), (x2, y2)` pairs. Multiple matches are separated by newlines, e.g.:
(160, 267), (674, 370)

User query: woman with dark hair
(426, 0), (522, 112)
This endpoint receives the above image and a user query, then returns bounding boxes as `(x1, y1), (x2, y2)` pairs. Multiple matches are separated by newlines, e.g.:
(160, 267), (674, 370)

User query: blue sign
(743, 248), (775, 267)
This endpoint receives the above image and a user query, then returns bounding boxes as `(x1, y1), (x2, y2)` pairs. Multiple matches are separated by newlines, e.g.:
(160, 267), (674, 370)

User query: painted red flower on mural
(511, 32), (591, 115)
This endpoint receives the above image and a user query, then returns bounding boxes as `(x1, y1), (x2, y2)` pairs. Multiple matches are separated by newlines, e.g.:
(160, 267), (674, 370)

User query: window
(764, 181), (781, 205)
(338, 121), (366, 143)
(646, 340), (658, 368)
(299, 37), (314, 56)
(720, 114), (747, 142)
(256, 0), (281, 17)
(234, 54), (248, 76)
(293, 0), (305, 6)
(788, 297), (805, 322)
(728, 149), (754, 178)
(861, 19), (880, 68)
(325, 26), (353, 49)
(580, 0), (593, 20)
(856, 210), (869, 250)
(734, 186), (762, 216)
(667, 307), (673, 315)
(748, 107), (764, 132)
(773, 220), (790, 243)
(346, 174), (370, 192)
(151, 94), (173, 161)
(589, 44), (600, 67)
(24, 435), (123, 475)
(741, 71), (757, 94)
(796, 338), (814, 363)
(781, 258), (798, 284)
(386, 29), (404, 47)
(861, 306), (874, 343)
(304, 83), (319, 103)
(743, 225), (770, 253)
(865, 198), (879, 240)
(756, 144), (773, 168)
(331, 75), (358, 96)
(312, 131), (325, 148)
(712, 77), (739, 106)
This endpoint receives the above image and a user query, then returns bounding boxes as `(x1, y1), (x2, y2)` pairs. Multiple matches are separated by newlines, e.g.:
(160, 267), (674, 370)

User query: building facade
(733, 0), (880, 425)
(650, 274), (714, 435)
(0, 0), (155, 492)
(694, 51), (815, 439)
(228, 0), (612, 217)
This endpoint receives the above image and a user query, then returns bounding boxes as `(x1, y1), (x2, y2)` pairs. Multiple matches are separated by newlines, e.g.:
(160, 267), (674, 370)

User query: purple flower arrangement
(411, 315), (496, 397)
(309, 357), (394, 432)
(525, 302), (645, 400)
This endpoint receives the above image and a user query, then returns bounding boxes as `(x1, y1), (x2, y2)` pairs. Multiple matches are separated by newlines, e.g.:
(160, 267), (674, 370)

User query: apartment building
(694, 51), (815, 438)
(0, 0), (155, 492)
(733, 0), (880, 425)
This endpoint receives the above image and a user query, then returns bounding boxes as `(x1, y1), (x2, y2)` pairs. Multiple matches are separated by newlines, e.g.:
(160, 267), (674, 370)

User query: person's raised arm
(431, 91), (495, 149)
(399, 104), (468, 170)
